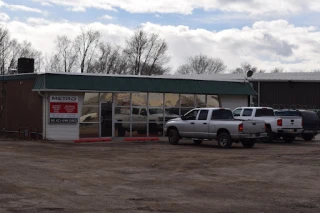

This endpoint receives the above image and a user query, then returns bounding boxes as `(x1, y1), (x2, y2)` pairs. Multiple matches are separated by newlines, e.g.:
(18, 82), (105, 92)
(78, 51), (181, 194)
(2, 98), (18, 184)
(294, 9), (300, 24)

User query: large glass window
(195, 95), (206, 107)
(114, 93), (131, 106)
(100, 93), (112, 102)
(207, 95), (220, 107)
(165, 94), (180, 107)
(80, 93), (100, 138)
(181, 94), (195, 107)
(132, 93), (147, 106)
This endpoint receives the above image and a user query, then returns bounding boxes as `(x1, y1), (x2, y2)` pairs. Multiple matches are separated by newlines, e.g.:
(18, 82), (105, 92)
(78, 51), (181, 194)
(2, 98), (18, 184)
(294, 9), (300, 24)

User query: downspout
(38, 91), (46, 139)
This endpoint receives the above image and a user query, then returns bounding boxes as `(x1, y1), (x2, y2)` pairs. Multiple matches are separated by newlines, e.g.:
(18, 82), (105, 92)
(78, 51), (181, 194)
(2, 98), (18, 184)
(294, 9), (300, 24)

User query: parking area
(1, 138), (320, 213)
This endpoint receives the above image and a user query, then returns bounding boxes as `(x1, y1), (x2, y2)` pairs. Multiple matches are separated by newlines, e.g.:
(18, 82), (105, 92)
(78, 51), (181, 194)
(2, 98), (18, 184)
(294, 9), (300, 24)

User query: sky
(1, 0), (320, 73)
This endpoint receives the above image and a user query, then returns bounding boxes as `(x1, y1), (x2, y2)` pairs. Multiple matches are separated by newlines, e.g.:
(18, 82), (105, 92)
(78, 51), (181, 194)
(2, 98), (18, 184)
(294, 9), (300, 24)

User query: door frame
(99, 95), (114, 138)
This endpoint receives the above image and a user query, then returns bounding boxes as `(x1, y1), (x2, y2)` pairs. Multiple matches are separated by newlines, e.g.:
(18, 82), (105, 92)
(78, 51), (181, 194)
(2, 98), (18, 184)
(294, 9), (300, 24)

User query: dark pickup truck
(275, 110), (320, 141)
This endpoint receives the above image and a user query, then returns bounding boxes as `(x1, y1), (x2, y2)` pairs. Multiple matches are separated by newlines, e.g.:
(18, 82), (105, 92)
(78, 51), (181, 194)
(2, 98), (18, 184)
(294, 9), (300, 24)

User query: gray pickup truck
(164, 108), (267, 148)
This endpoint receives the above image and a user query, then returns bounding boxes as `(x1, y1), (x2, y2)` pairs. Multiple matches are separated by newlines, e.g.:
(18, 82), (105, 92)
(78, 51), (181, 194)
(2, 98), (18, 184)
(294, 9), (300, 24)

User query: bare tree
(124, 29), (169, 75)
(176, 54), (226, 74)
(89, 42), (123, 74)
(74, 29), (101, 73)
(270, 67), (284, 73)
(55, 36), (78, 72)
(231, 63), (266, 75)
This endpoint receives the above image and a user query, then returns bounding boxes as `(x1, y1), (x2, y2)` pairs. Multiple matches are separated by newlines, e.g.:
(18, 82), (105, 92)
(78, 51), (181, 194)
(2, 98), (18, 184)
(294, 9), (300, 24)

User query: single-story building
(0, 72), (255, 141)
(171, 72), (320, 111)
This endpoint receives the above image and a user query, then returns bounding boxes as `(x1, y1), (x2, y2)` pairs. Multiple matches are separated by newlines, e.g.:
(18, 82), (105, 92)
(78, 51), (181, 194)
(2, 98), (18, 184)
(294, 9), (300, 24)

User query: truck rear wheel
(193, 140), (203, 145)
(168, 129), (180, 145)
(266, 127), (274, 143)
(241, 139), (256, 148)
(302, 133), (314, 141)
(217, 132), (232, 149)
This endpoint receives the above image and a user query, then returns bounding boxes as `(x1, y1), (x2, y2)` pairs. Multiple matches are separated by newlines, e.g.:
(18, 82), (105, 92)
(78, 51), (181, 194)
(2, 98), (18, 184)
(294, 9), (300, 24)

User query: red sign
(50, 103), (78, 114)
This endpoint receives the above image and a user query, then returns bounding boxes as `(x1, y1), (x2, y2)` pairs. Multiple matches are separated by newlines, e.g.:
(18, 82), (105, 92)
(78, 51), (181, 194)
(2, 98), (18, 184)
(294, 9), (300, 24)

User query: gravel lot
(0, 138), (320, 213)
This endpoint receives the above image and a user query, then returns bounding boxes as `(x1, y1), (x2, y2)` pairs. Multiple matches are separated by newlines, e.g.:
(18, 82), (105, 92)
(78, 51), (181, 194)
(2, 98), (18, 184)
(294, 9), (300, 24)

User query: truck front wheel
(217, 132), (232, 149)
(241, 139), (256, 148)
(302, 133), (314, 141)
(168, 129), (180, 145)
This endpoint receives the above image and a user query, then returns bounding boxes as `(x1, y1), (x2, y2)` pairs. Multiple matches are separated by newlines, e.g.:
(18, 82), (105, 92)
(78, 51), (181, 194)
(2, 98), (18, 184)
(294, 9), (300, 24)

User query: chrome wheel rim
(220, 136), (228, 147)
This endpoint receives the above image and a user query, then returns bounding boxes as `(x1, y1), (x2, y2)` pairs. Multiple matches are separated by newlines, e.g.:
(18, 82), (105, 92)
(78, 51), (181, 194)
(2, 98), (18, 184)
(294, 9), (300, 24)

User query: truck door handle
(191, 122), (195, 124)
(203, 123), (207, 125)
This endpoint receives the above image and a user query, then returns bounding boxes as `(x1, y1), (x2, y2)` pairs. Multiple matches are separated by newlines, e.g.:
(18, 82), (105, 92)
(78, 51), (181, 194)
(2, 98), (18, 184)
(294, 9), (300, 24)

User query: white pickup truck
(233, 107), (303, 143)
(165, 108), (267, 148)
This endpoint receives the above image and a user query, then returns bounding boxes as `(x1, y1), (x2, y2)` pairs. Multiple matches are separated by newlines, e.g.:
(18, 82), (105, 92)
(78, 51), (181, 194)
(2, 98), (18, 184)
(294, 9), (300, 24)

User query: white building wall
(43, 92), (84, 141)
(220, 95), (248, 111)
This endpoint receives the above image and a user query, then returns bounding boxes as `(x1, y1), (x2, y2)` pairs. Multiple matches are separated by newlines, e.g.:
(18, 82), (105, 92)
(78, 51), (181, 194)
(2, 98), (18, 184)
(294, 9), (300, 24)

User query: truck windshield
(255, 109), (274, 117)
(211, 110), (234, 120)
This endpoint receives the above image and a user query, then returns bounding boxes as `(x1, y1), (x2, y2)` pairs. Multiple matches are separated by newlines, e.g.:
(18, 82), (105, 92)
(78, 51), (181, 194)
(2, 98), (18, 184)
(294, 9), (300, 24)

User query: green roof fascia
(33, 73), (257, 96)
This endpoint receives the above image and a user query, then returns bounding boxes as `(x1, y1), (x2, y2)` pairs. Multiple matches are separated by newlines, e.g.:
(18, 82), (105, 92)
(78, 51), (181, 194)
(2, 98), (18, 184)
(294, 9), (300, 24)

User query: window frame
(197, 110), (209, 121)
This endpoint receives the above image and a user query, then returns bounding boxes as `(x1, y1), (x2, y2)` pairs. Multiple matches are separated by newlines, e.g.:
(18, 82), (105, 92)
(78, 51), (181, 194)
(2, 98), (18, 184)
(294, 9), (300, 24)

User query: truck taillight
(238, 123), (243, 132)
(277, 119), (282, 126)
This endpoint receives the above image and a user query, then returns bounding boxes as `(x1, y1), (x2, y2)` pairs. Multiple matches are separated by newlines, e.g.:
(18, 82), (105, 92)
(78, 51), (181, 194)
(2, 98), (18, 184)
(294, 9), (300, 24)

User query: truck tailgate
(242, 120), (265, 133)
(280, 116), (302, 128)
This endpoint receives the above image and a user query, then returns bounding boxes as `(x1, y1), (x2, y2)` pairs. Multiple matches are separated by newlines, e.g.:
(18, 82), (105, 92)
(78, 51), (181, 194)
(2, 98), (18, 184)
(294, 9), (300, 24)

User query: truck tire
(168, 129), (180, 145)
(118, 124), (126, 137)
(193, 140), (203, 145)
(241, 139), (256, 148)
(217, 132), (232, 149)
(283, 136), (296, 143)
(266, 128), (274, 143)
(302, 133), (314, 141)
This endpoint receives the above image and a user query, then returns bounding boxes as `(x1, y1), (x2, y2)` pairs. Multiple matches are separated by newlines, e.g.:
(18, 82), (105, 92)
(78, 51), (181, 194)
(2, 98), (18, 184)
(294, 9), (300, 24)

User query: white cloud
(68, 6), (86, 12)
(0, 12), (10, 21)
(0, 0), (45, 14)
(31, 0), (320, 15)
(101, 15), (113, 20)
(3, 19), (320, 72)
(41, 2), (52, 7)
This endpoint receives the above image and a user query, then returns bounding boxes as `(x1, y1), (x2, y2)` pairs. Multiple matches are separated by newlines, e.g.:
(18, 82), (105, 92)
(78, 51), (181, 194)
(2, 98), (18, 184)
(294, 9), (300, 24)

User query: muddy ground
(0, 138), (320, 213)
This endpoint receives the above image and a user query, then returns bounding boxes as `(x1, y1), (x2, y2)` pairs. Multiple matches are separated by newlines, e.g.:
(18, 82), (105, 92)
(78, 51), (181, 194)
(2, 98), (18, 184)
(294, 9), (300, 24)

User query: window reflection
(83, 93), (99, 106)
(114, 123), (130, 137)
(100, 93), (112, 103)
(132, 93), (147, 106)
(80, 107), (99, 123)
(149, 93), (164, 107)
(165, 93), (180, 107)
(195, 95), (206, 107)
(132, 107), (148, 122)
(132, 123), (148, 137)
(166, 107), (180, 117)
(207, 95), (220, 107)
(181, 94), (195, 107)
(114, 107), (131, 123)
(114, 93), (131, 106)
(80, 123), (99, 138)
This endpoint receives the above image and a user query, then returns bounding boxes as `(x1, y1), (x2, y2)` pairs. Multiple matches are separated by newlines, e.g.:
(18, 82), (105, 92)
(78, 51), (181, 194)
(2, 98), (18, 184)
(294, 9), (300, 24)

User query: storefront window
(195, 95), (206, 107)
(132, 123), (148, 137)
(165, 93), (180, 107)
(83, 93), (99, 106)
(132, 93), (147, 106)
(181, 94), (195, 107)
(207, 95), (220, 107)
(114, 123), (130, 137)
(80, 107), (99, 123)
(79, 123), (99, 138)
(114, 93), (131, 106)
(149, 93), (164, 107)
(100, 93), (112, 103)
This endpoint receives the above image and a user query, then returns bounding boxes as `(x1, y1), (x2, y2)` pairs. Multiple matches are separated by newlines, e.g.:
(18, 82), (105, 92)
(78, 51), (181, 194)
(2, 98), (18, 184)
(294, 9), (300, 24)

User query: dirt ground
(0, 138), (320, 213)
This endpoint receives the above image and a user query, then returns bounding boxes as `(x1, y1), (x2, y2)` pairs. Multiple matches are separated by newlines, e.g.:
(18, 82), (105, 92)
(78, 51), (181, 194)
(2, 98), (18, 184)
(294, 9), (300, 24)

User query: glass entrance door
(100, 102), (113, 137)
